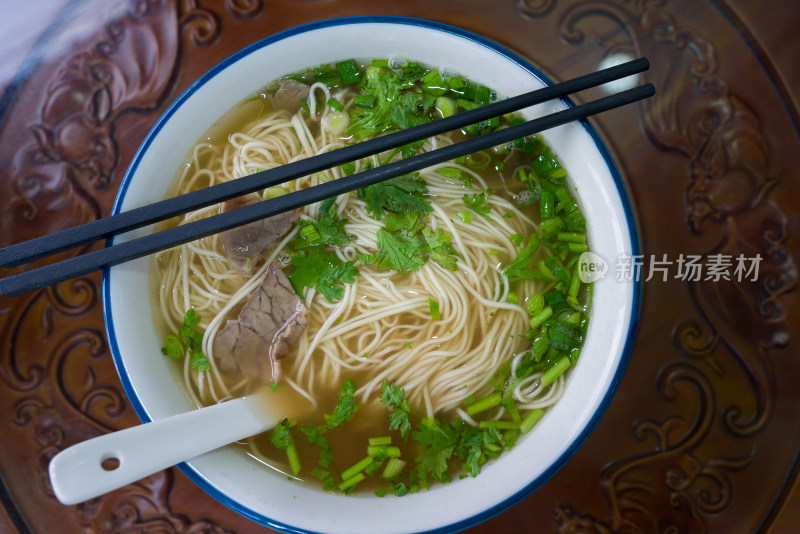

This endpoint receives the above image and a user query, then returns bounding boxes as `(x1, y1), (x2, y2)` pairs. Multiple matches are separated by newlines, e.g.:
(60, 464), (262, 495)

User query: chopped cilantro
(357, 177), (460, 273)
(311, 467), (338, 491)
(293, 201), (354, 250)
(161, 335), (182, 359)
(413, 417), (462, 483)
(288, 249), (358, 302)
(421, 227), (460, 271)
(380, 381), (412, 438)
(270, 419), (302, 475)
(462, 193), (492, 220)
(360, 173), (432, 220)
(270, 418), (295, 449)
(301, 424), (334, 467)
(161, 309), (210, 371)
(358, 228), (426, 272)
(347, 66), (401, 138)
(324, 377), (360, 429)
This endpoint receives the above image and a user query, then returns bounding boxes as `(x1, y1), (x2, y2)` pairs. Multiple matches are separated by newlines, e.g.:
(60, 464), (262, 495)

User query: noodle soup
(152, 58), (591, 495)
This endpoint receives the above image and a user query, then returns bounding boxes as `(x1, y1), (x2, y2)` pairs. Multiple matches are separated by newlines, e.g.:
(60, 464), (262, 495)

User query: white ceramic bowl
(104, 16), (640, 534)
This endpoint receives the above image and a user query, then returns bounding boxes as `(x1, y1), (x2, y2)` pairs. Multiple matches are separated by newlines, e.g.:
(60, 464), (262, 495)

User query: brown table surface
(1, 1), (798, 532)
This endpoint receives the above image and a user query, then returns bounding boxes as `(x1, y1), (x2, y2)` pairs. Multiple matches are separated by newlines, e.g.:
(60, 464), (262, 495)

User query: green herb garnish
(288, 248), (358, 302)
(161, 309), (210, 371)
(462, 193), (492, 220)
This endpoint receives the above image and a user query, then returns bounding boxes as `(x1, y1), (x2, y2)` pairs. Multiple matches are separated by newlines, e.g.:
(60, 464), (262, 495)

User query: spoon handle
(48, 394), (276, 505)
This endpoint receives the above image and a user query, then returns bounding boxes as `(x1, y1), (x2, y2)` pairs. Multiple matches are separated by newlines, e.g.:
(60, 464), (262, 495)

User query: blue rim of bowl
(103, 14), (641, 534)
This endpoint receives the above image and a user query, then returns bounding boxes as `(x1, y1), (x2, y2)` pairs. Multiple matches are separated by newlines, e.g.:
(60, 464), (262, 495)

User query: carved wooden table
(1, 1), (798, 532)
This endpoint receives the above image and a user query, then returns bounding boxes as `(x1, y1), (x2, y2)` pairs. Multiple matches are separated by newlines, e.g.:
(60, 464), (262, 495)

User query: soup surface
(152, 58), (591, 496)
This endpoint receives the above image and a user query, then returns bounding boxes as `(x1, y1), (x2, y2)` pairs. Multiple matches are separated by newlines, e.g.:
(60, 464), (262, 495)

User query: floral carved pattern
(544, 0), (797, 532)
(1, 0), (180, 255)
(516, 0), (558, 19)
(1, 1), (797, 532)
(179, 0), (264, 46)
(0, 0), (267, 531)
(73, 470), (236, 533)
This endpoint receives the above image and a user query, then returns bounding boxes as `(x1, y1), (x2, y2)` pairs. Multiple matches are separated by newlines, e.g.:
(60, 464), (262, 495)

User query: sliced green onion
(326, 98), (344, 111)
(369, 436), (392, 446)
(568, 262), (582, 299)
(540, 191), (554, 220)
(435, 96), (457, 118)
(335, 59), (361, 84)
(541, 356), (571, 387)
(532, 334), (550, 360)
(556, 232), (585, 244)
(382, 458), (407, 479)
(353, 94), (377, 108)
(437, 167), (461, 179)
(371, 58), (389, 67)
(421, 70), (448, 96)
(457, 98), (479, 111)
(368, 445), (402, 458)
(519, 409), (545, 433)
(529, 306), (553, 330)
(544, 290), (569, 313)
(341, 456), (374, 481)
(338, 472), (365, 491)
(448, 77), (465, 90)
(300, 223), (322, 245)
(502, 429), (519, 449)
(322, 109), (350, 134)
(538, 217), (564, 237)
(464, 151), (490, 169)
(545, 256), (571, 285)
(466, 392), (502, 416)
(568, 243), (588, 253)
(265, 186), (289, 199)
(473, 84), (492, 105)
(527, 294), (545, 316)
(478, 420), (520, 430)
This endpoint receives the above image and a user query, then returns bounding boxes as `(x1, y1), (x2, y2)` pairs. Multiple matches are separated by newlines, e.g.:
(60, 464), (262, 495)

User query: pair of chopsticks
(0, 58), (654, 297)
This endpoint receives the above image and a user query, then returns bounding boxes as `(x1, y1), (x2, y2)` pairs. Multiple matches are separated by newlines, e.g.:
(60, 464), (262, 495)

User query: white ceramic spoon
(49, 391), (282, 505)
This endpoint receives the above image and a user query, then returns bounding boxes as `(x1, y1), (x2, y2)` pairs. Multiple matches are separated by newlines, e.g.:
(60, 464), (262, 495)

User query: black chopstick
(0, 83), (654, 297)
(0, 58), (649, 269)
